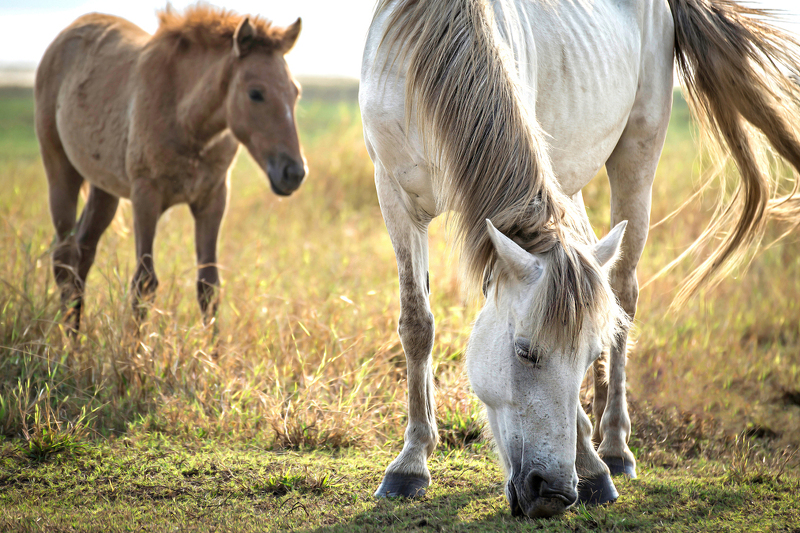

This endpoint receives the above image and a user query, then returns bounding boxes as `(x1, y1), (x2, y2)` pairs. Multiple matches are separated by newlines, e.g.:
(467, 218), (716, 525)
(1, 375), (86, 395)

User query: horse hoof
(577, 473), (619, 506)
(374, 472), (429, 498)
(603, 456), (637, 478)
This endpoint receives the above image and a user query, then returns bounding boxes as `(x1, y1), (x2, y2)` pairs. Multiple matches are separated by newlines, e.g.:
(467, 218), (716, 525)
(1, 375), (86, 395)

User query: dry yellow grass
(0, 88), (480, 454)
(0, 85), (798, 474)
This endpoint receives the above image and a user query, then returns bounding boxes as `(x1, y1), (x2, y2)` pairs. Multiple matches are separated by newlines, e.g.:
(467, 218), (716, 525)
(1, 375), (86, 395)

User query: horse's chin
(266, 175), (299, 197)
(507, 476), (575, 519)
(520, 497), (570, 519)
(269, 181), (294, 196)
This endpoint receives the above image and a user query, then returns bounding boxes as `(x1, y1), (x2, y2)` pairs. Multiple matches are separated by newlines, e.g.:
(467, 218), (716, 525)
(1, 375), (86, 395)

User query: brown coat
(35, 5), (305, 330)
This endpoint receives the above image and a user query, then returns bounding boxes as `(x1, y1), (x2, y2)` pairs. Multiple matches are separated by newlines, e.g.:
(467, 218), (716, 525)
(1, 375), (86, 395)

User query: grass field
(0, 80), (799, 532)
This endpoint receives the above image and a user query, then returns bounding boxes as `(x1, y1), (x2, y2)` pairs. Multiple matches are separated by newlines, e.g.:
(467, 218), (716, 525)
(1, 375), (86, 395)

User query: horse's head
(226, 17), (306, 196)
(466, 220), (627, 518)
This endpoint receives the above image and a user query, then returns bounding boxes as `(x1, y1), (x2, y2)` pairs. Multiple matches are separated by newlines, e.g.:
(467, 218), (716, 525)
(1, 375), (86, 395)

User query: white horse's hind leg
(373, 163), (438, 498)
(593, 88), (672, 479)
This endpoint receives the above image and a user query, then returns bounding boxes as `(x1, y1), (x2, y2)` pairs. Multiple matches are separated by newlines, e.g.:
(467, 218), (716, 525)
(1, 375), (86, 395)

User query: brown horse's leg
(591, 357), (608, 445)
(130, 181), (163, 322)
(74, 185), (119, 315)
(190, 181), (228, 325)
(42, 149), (84, 331)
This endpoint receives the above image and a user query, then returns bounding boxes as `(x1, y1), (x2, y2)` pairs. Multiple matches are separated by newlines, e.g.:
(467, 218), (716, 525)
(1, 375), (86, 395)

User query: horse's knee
(398, 310), (434, 359)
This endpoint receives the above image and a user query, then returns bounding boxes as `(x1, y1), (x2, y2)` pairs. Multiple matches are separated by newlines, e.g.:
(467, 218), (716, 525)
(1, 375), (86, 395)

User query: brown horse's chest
(139, 135), (239, 209)
(161, 160), (224, 205)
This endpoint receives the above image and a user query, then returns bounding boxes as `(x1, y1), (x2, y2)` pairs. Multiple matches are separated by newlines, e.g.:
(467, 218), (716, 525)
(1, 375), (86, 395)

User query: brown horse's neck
(175, 49), (233, 146)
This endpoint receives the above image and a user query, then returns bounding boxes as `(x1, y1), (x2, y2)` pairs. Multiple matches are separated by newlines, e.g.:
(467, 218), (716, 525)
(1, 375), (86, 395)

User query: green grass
(0, 437), (798, 532)
(0, 79), (799, 530)
(0, 87), (38, 160)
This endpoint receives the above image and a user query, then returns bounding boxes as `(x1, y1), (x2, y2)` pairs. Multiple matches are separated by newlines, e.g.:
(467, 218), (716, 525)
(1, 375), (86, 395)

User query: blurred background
(1, 0), (376, 81)
(1, 0), (799, 81)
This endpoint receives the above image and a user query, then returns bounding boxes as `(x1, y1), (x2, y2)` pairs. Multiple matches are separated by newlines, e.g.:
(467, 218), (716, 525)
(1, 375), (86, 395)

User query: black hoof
(374, 472), (429, 498)
(603, 456), (637, 478)
(578, 473), (619, 506)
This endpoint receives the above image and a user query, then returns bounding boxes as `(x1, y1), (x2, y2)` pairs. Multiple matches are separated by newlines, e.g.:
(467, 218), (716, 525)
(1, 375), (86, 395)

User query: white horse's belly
(538, 92), (635, 197)
(503, 0), (643, 195)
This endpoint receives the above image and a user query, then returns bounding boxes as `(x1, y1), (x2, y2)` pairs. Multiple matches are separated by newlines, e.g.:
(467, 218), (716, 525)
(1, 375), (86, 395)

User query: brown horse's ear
(234, 17), (255, 57)
(280, 18), (302, 54)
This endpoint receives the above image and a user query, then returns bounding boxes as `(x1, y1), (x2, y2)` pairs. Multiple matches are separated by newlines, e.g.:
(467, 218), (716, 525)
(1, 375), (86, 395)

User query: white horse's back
(509, 0), (673, 193)
(360, 0), (674, 197)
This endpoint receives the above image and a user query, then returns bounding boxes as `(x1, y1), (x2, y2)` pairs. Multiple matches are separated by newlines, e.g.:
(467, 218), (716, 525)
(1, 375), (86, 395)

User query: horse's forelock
(495, 236), (625, 356)
(154, 4), (288, 53)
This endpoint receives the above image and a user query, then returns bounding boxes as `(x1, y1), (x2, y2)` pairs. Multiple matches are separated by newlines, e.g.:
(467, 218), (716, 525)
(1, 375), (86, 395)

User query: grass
(0, 79), (799, 531)
(1, 437), (798, 532)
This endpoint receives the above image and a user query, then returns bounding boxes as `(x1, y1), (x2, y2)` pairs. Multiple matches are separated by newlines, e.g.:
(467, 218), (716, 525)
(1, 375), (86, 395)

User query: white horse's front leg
(594, 83), (671, 478)
(374, 165), (437, 498)
(576, 403), (618, 504)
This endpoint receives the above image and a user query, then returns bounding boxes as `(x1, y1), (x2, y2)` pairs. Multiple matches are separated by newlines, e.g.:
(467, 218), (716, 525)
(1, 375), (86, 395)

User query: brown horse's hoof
(603, 456), (637, 478)
(374, 472), (428, 498)
(577, 473), (618, 505)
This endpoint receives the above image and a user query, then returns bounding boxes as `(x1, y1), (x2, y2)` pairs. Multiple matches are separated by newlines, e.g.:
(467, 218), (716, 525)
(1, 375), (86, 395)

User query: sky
(0, 0), (376, 78)
(1, 0), (799, 79)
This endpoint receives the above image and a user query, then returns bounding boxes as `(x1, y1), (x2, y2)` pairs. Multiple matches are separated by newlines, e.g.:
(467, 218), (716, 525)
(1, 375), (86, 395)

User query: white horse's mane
(375, 0), (626, 349)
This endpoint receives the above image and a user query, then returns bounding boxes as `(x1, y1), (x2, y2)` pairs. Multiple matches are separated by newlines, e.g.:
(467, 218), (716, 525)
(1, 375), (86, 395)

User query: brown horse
(35, 5), (305, 331)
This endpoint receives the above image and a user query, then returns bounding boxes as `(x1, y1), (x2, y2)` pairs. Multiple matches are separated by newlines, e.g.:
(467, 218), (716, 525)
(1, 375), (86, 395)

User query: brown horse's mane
(154, 4), (286, 52)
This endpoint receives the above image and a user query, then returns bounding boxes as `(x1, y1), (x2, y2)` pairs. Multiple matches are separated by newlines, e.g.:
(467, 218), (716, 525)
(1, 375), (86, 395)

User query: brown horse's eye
(249, 89), (265, 102)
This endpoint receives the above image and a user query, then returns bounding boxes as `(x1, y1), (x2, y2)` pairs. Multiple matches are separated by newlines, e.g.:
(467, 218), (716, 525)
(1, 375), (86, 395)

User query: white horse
(360, 0), (800, 518)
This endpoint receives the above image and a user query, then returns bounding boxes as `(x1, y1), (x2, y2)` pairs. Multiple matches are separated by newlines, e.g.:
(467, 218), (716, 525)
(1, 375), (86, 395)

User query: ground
(0, 79), (798, 532)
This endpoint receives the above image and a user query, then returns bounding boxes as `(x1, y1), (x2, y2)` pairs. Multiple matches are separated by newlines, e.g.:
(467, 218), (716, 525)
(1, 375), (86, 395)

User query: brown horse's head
(226, 17), (305, 196)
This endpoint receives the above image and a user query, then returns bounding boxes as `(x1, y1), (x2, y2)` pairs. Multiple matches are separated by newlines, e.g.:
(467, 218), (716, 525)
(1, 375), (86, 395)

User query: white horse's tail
(667, 0), (800, 302)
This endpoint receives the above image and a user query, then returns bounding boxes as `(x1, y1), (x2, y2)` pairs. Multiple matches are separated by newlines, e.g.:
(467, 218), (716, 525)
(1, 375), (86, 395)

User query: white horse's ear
(486, 219), (540, 281)
(234, 17), (255, 58)
(280, 18), (302, 54)
(593, 221), (627, 267)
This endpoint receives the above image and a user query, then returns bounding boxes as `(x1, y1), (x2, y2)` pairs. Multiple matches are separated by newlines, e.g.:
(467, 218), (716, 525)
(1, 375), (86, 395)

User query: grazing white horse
(360, 0), (800, 518)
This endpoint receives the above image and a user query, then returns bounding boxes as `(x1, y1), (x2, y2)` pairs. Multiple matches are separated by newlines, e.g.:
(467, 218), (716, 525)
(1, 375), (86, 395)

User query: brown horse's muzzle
(266, 153), (306, 196)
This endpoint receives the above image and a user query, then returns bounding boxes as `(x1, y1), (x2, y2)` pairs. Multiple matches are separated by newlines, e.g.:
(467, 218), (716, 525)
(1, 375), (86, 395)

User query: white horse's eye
(514, 340), (530, 358)
(514, 338), (541, 367)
